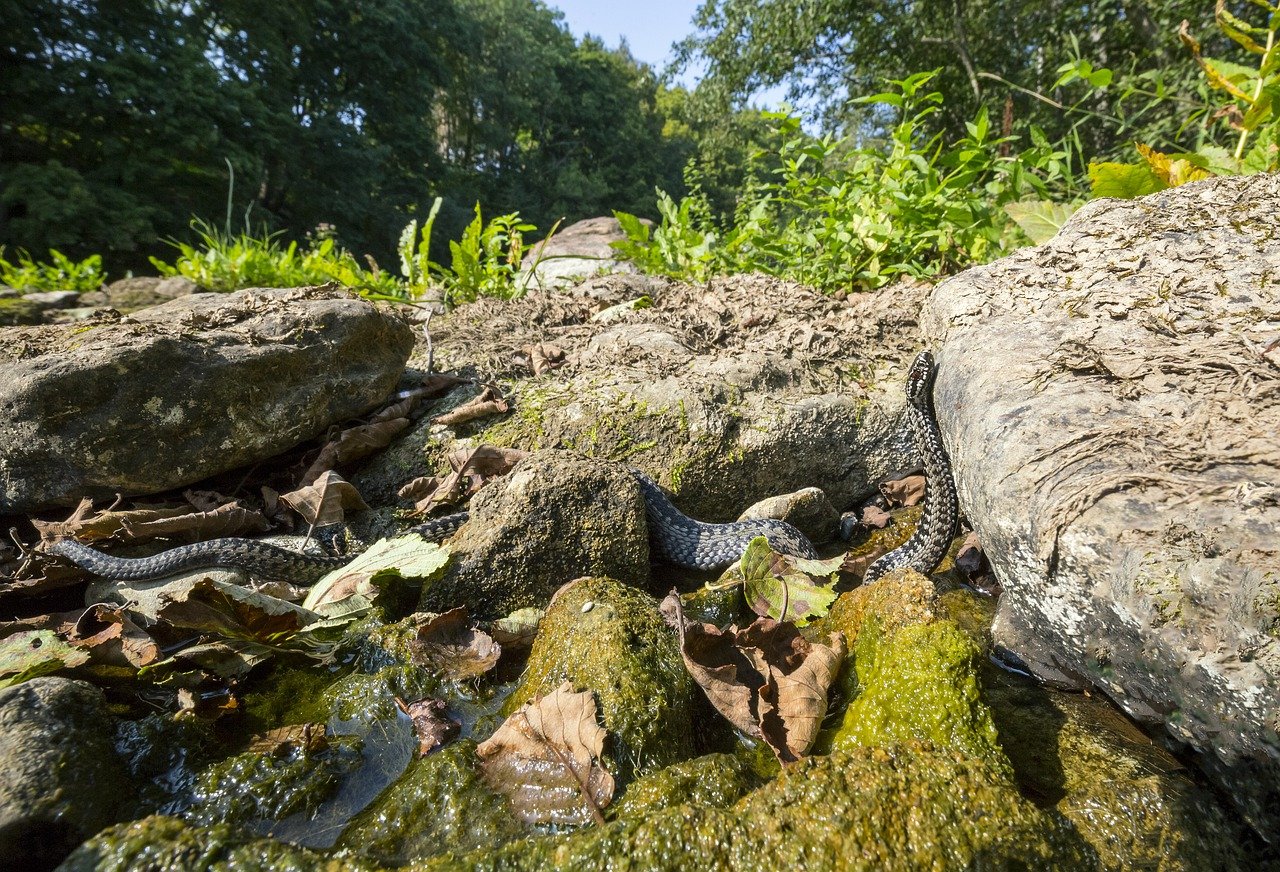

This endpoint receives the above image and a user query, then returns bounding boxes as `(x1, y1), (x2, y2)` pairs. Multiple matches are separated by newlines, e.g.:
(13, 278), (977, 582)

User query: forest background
(2, 0), (1277, 297)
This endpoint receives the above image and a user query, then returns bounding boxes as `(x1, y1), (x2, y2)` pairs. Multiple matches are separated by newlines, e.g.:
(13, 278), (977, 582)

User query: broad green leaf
(303, 534), (450, 611)
(739, 536), (838, 626)
(1004, 200), (1079, 244)
(0, 631), (90, 688)
(1088, 162), (1167, 199)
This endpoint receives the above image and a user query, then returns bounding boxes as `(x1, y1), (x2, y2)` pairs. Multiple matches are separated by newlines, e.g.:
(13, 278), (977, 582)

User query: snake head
(905, 351), (936, 405)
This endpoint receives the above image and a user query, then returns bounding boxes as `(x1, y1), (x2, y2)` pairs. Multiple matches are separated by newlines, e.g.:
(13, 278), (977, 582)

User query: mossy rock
(610, 747), (778, 819)
(987, 669), (1255, 871)
(0, 297), (44, 325)
(336, 740), (522, 865)
(503, 576), (696, 784)
(417, 742), (1095, 871)
(58, 815), (375, 872)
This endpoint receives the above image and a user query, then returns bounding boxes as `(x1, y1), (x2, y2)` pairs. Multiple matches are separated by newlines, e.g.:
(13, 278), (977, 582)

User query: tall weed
(0, 248), (105, 292)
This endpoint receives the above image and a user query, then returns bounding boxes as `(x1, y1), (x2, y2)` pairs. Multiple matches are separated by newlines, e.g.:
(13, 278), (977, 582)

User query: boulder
(0, 677), (137, 871)
(0, 285), (414, 513)
(519, 216), (645, 290)
(21, 290), (81, 310)
(80, 275), (198, 311)
(920, 174), (1280, 839)
(418, 451), (651, 619)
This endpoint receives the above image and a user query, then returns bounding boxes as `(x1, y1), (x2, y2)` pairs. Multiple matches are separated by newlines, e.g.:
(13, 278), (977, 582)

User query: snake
(46, 352), (957, 583)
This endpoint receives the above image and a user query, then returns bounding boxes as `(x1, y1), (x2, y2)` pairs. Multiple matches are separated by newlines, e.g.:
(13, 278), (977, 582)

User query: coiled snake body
(48, 352), (957, 583)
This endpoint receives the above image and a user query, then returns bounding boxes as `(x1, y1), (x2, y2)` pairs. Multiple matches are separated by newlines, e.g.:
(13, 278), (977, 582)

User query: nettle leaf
(739, 536), (838, 626)
(1003, 200), (1080, 244)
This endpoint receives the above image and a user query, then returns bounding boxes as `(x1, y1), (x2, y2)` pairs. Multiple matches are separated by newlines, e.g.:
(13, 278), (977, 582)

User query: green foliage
(615, 72), (1071, 292)
(150, 220), (403, 298)
(439, 205), (538, 305)
(0, 247), (105, 292)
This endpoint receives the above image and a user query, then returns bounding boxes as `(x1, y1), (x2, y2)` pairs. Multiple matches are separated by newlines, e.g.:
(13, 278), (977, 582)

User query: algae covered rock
(988, 670), (1253, 871)
(503, 576), (696, 783)
(58, 815), (374, 872)
(610, 748), (777, 818)
(420, 743), (1093, 871)
(336, 740), (523, 865)
(419, 451), (650, 619)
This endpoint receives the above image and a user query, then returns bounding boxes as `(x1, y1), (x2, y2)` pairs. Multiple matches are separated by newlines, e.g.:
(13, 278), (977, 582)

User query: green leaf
(1003, 200), (1081, 243)
(1088, 162), (1167, 199)
(302, 534), (451, 612)
(0, 630), (90, 688)
(739, 536), (838, 625)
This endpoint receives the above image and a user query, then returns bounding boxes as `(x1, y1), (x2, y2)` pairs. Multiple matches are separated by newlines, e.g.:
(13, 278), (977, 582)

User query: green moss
(239, 663), (340, 734)
(184, 735), (364, 828)
(59, 815), (376, 872)
(416, 743), (1093, 871)
(611, 747), (778, 819)
(831, 619), (1012, 778)
(503, 577), (697, 784)
(337, 740), (522, 865)
(321, 664), (441, 723)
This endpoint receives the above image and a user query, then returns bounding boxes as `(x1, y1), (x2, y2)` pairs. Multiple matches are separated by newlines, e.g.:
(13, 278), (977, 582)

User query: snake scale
(47, 352), (957, 583)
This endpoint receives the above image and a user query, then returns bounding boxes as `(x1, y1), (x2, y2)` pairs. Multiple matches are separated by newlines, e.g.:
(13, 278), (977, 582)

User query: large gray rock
(519, 216), (645, 290)
(79, 275), (198, 311)
(920, 174), (1280, 839)
(0, 677), (137, 870)
(0, 285), (414, 513)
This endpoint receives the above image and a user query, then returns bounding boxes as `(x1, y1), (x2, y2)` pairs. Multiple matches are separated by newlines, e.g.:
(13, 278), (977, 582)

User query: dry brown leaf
(477, 682), (614, 826)
(517, 343), (566, 376)
(432, 386), (510, 427)
(409, 608), (501, 680)
(121, 502), (270, 541)
(70, 603), (160, 669)
(33, 500), (191, 545)
(663, 593), (844, 764)
(398, 697), (461, 755)
(248, 723), (329, 755)
(301, 417), (412, 484)
(955, 532), (986, 577)
(401, 446), (527, 516)
(860, 505), (892, 529)
(880, 474), (927, 508)
(176, 687), (240, 721)
(280, 471), (369, 527)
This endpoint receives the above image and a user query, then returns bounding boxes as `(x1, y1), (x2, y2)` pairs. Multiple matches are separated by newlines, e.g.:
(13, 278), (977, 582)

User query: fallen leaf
(861, 505), (892, 529)
(300, 417), (412, 484)
(120, 501), (270, 541)
(409, 607), (501, 679)
(739, 537), (839, 625)
(280, 471), (369, 528)
(432, 386), (510, 427)
(663, 593), (845, 764)
(517, 343), (566, 376)
(154, 577), (319, 643)
(880, 474), (926, 508)
(34, 500), (193, 545)
(302, 534), (450, 611)
(398, 697), (461, 755)
(176, 686), (240, 721)
(400, 446), (526, 516)
(70, 603), (160, 668)
(477, 682), (615, 826)
(0, 630), (91, 688)
(955, 532), (986, 577)
(249, 723), (330, 755)
(488, 607), (544, 650)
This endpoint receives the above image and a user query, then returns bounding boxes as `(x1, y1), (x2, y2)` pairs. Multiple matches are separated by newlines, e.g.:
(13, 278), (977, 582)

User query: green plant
(436, 204), (539, 306)
(614, 71), (1071, 292)
(0, 247), (105, 292)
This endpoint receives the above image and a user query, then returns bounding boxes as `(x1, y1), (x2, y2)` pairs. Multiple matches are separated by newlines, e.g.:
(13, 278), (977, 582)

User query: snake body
(861, 351), (958, 583)
(48, 352), (956, 583)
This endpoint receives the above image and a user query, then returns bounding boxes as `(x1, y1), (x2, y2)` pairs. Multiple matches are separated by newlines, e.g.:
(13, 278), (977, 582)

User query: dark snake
(46, 352), (957, 583)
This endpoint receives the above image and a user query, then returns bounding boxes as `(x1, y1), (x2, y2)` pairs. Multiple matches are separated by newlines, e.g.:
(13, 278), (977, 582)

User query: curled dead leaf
(861, 504), (892, 529)
(249, 723), (330, 755)
(476, 682), (614, 826)
(955, 532), (986, 577)
(516, 343), (566, 376)
(400, 445), (526, 516)
(432, 386), (510, 427)
(880, 474), (927, 508)
(301, 417), (412, 485)
(70, 603), (160, 669)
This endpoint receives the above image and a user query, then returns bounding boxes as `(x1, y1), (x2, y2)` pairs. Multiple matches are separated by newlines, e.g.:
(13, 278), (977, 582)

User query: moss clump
(611, 747), (778, 819)
(184, 734), (364, 828)
(0, 297), (43, 325)
(336, 740), (522, 864)
(832, 619), (1011, 777)
(58, 815), (376, 872)
(321, 664), (441, 723)
(418, 743), (1094, 871)
(503, 577), (696, 784)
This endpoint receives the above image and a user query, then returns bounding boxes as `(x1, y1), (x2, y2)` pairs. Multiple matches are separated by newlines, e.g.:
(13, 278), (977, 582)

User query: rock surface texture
(0, 285), (414, 513)
(920, 174), (1280, 839)
(519, 216), (644, 290)
(0, 677), (137, 870)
